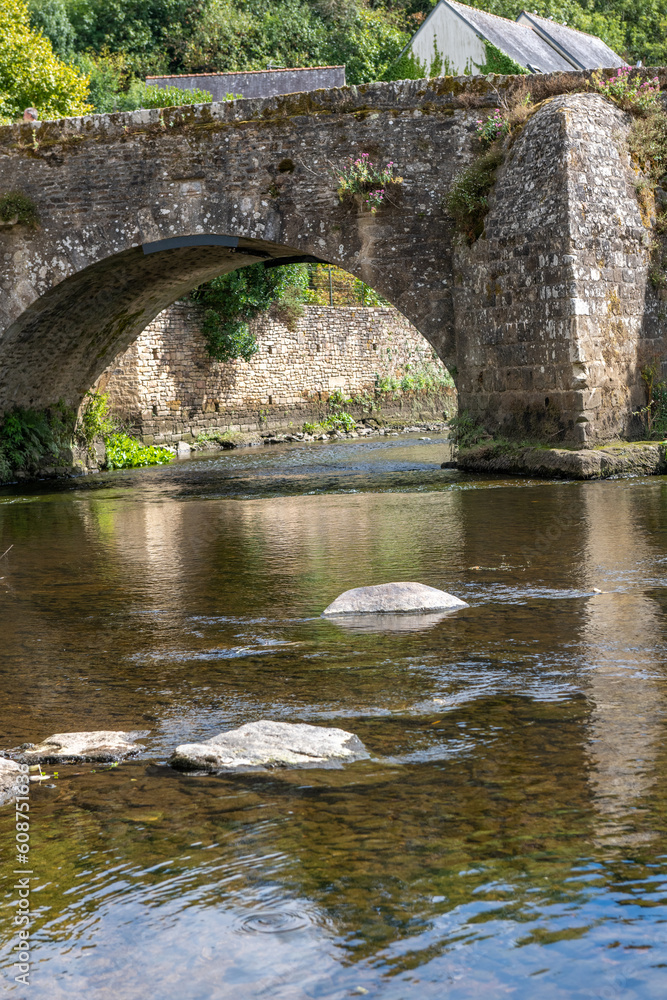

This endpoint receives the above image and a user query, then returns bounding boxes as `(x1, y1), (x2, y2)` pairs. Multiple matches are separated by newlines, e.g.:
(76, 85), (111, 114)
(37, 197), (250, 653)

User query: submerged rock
(0, 758), (27, 806)
(322, 582), (468, 616)
(169, 720), (370, 773)
(14, 730), (149, 763)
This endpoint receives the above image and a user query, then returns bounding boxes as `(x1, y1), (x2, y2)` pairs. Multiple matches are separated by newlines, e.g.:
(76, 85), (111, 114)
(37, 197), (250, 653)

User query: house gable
(404, 0), (574, 77)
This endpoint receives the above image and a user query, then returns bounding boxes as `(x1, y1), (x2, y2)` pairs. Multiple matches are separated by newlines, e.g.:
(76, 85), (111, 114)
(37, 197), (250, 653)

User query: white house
(404, 0), (625, 77)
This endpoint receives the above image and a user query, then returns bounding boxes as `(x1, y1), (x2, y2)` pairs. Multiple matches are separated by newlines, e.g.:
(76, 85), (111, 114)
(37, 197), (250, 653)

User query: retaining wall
(98, 303), (456, 442)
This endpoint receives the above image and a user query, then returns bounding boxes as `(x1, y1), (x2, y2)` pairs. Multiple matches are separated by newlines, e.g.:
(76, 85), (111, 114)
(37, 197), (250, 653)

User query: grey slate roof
(446, 0), (573, 73)
(516, 11), (626, 70)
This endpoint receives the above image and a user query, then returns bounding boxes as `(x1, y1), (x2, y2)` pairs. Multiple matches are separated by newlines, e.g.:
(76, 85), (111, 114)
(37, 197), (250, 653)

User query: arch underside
(0, 234), (454, 412)
(0, 238), (331, 410)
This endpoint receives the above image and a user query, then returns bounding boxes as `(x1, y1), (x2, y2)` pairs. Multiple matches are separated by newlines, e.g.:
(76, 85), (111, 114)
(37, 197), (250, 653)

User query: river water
(1, 433), (666, 999)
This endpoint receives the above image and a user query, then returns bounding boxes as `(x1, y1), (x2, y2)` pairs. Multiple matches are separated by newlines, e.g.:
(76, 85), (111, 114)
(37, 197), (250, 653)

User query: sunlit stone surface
(322, 581), (468, 615)
(169, 720), (370, 772)
(15, 731), (149, 763)
(0, 758), (24, 805)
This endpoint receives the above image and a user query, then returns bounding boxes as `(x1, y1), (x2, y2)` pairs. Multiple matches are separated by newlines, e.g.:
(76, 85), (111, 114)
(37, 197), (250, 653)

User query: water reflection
(579, 487), (667, 847)
(0, 441), (666, 998)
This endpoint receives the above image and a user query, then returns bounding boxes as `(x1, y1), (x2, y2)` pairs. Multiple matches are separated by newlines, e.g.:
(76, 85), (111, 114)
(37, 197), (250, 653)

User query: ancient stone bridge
(0, 73), (663, 443)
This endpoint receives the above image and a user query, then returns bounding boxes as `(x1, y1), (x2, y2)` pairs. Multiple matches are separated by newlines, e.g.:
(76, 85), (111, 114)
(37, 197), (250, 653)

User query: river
(1, 432), (666, 998)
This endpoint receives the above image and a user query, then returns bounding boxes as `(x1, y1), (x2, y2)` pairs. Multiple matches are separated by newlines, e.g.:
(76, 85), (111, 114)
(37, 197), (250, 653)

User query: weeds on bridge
(335, 153), (403, 214)
(0, 191), (38, 228)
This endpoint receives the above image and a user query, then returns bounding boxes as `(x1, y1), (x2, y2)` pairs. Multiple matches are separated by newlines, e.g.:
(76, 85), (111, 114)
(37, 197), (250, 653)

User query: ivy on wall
(191, 262), (309, 363)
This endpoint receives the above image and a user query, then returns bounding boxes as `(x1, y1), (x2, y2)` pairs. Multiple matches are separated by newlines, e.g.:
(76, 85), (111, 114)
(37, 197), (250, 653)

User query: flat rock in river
(169, 720), (370, 772)
(0, 758), (26, 806)
(322, 582), (468, 615)
(15, 730), (149, 763)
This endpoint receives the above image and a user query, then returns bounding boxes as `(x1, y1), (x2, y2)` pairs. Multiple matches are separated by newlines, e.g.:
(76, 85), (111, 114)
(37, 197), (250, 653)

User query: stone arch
(0, 80), (660, 442)
(0, 81), (473, 414)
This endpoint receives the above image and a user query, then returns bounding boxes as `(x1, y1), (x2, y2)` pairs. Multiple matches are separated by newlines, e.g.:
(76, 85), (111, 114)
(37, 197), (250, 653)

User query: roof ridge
(519, 9), (615, 45)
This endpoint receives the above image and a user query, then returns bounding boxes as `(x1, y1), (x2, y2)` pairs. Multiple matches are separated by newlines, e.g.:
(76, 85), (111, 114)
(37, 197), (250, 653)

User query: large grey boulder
(14, 730), (149, 763)
(169, 720), (370, 773)
(322, 582), (468, 616)
(0, 758), (27, 806)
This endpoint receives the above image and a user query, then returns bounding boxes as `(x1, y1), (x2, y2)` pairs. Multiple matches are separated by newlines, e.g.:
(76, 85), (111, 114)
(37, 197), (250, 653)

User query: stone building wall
(97, 303), (456, 443)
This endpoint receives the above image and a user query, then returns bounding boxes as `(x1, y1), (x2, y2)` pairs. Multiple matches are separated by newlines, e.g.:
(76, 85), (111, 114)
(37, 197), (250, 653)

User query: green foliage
(302, 264), (388, 306)
(448, 411), (490, 450)
(383, 34), (453, 81)
(476, 40), (528, 75)
(58, 0), (206, 77)
(444, 146), (504, 242)
(0, 0), (91, 123)
(77, 389), (114, 442)
(399, 358), (455, 391)
(336, 152), (402, 214)
(28, 0), (75, 58)
(104, 432), (173, 469)
(591, 66), (660, 113)
(0, 402), (75, 481)
(129, 82), (213, 108)
(325, 410), (357, 432)
(0, 191), (39, 227)
(77, 391), (173, 469)
(375, 374), (398, 394)
(634, 358), (667, 438)
(475, 108), (510, 146)
(192, 262), (309, 362)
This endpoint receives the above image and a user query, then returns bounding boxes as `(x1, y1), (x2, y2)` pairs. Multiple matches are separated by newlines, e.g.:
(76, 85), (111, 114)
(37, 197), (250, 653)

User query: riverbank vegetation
(78, 391), (173, 468)
(0, 393), (172, 482)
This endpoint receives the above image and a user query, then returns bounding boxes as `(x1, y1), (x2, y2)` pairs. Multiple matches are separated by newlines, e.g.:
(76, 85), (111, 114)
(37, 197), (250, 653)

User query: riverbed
(1, 432), (666, 998)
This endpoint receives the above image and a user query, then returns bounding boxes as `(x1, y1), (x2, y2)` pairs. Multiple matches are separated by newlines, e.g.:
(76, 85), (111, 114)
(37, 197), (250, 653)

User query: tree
(0, 0), (91, 123)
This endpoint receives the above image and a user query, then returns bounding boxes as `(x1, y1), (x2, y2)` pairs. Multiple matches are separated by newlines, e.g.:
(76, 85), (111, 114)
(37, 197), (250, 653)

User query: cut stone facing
(169, 720), (370, 773)
(13, 730), (149, 763)
(322, 582), (468, 616)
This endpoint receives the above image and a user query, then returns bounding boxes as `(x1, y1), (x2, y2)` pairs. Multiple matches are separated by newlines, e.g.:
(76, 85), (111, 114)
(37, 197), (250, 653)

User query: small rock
(169, 720), (370, 773)
(322, 582), (468, 616)
(0, 758), (27, 806)
(14, 730), (149, 764)
(176, 441), (191, 458)
(419, 437), (431, 441)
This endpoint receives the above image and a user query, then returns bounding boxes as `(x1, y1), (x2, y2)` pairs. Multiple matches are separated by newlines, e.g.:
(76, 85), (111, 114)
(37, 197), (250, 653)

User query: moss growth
(444, 146), (504, 242)
(0, 190), (38, 227)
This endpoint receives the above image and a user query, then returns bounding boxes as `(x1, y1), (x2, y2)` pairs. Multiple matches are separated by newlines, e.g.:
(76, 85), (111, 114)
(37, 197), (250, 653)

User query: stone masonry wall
(98, 303), (455, 442)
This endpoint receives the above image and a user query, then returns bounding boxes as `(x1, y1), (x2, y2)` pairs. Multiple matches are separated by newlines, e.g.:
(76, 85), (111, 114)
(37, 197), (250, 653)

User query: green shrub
(591, 66), (660, 114)
(445, 147), (504, 243)
(0, 401), (75, 480)
(324, 410), (356, 432)
(105, 432), (172, 469)
(336, 152), (402, 214)
(77, 389), (114, 444)
(192, 262), (309, 362)
(448, 411), (490, 450)
(0, 191), (38, 227)
(0, 0), (90, 123)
